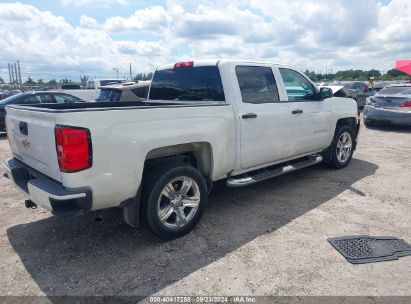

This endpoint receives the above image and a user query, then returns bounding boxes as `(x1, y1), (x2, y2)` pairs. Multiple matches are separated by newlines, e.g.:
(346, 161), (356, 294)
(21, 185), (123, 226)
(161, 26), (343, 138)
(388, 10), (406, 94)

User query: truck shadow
(7, 158), (378, 297)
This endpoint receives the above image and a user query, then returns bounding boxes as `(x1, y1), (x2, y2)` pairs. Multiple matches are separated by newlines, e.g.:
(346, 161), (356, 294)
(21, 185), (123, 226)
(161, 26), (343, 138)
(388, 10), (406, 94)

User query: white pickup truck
(3, 60), (359, 239)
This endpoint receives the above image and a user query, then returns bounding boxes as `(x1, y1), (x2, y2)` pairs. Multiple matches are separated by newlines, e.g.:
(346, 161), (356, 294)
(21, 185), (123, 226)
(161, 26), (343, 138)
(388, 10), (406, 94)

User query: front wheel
(142, 165), (208, 239)
(326, 126), (355, 169)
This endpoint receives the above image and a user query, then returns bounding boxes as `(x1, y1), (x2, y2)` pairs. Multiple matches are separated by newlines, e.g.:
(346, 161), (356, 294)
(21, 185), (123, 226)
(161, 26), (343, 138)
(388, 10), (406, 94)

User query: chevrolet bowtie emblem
(20, 138), (30, 149)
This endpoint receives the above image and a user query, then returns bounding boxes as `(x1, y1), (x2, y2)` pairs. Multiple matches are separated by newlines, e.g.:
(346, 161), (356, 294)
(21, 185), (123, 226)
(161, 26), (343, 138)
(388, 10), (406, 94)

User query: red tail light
(174, 61), (194, 69)
(55, 126), (92, 173)
(399, 101), (411, 107)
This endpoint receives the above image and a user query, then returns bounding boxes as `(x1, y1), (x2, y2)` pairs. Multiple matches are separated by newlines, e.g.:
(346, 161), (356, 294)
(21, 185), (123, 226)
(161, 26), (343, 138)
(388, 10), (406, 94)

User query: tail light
(55, 125), (92, 173)
(399, 101), (411, 107)
(174, 61), (194, 69)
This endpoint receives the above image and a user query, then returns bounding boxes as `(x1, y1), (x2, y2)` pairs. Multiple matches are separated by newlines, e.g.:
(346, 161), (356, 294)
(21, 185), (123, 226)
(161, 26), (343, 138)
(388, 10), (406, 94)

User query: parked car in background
(96, 81), (150, 102)
(364, 84), (411, 127)
(340, 82), (369, 107)
(355, 82), (396, 108)
(60, 88), (98, 102)
(0, 91), (83, 132)
(0, 89), (22, 100)
(324, 81), (380, 108)
(85, 79), (122, 89)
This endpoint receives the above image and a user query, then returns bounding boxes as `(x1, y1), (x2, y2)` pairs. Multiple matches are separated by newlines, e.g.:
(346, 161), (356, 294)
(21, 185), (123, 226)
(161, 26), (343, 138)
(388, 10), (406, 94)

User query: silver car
(364, 84), (411, 127)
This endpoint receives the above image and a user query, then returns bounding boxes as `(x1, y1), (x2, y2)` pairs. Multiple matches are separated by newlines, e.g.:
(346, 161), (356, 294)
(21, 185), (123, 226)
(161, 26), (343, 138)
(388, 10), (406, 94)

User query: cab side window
(19, 95), (41, 104)
(279, 68), (318, 101)
(40, 94), (54, 103)
(54, 94), (80, 103)
(235, 66), (280, 104)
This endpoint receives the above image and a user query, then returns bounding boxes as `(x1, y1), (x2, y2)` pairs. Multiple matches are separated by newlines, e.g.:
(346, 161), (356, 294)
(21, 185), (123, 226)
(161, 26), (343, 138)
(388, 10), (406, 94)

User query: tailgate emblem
(20, 138), (30, 149)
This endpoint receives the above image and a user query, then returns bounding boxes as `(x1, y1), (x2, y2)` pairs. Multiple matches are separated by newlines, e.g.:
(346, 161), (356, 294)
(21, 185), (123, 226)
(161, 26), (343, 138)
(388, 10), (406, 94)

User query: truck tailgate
(6, 106), (62, 183)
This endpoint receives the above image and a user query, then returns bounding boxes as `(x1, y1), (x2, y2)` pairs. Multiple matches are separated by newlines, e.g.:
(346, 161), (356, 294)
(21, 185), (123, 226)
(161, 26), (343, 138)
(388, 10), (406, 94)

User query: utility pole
(10, 64), (15, 87)
(17, 61), (22, 86)
(129, 63), (132, 81)
(113, 67), (119, 79)
(7, 63), (12, 85)
(13, 63), (19, 88)
(325, 49), (328, 81)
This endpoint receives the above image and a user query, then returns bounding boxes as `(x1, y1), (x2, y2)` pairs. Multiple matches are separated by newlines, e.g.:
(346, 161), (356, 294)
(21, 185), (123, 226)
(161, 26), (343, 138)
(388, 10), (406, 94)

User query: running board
(226, 155), (323, 187)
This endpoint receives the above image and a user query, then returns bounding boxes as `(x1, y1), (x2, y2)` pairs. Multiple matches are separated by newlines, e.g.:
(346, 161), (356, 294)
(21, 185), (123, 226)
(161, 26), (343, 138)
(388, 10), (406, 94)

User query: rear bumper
(3, 158), (92, 216)
(364, 105), (411, 126)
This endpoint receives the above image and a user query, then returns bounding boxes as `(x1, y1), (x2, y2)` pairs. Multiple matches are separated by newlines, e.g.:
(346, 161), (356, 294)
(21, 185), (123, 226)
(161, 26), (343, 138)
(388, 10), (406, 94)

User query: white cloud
(0, 2), (171, 81)
(79, 15), (98, 28)
(104, 6), (169, 34)
(60, 0), (128, 7)
(0, 0), (410, 81)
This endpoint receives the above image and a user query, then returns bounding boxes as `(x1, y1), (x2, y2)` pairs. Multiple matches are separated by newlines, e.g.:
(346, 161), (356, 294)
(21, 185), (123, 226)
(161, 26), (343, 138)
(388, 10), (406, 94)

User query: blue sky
(0, 0), (409, 82)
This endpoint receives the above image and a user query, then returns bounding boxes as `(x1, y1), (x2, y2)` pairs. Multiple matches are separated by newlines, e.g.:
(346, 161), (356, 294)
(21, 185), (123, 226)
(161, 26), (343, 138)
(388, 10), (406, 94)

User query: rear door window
(378, 86), (411, 95)
(149, 66), (225, 102)
(235, 66), (280, 104)
(19, 95), (41, 104)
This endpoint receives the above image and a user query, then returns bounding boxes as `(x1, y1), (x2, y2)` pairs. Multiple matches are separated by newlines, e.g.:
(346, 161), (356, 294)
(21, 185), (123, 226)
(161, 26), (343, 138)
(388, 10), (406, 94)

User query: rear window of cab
(149, 66), (225, 102)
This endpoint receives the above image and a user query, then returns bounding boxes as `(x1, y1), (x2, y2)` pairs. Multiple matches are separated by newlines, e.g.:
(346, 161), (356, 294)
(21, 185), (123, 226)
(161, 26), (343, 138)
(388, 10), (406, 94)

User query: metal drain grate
(328, 236), (411, 264)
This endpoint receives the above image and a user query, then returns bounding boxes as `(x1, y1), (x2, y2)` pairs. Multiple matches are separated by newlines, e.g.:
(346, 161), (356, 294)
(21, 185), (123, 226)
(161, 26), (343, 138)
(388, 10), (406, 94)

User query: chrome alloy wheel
(336, 131), (353, 163)
(157, 176), (201, 229)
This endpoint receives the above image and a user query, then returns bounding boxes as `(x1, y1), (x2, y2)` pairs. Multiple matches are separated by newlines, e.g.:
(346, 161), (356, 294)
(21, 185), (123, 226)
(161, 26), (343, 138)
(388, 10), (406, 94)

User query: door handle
(242, 113), (258, 119)
(292, 109), (303, 114)
(19, 121), (28, 135)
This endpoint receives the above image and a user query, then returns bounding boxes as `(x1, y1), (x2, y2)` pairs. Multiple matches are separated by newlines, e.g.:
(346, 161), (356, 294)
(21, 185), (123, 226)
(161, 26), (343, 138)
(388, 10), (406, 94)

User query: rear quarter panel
(56, 105), (236, 210)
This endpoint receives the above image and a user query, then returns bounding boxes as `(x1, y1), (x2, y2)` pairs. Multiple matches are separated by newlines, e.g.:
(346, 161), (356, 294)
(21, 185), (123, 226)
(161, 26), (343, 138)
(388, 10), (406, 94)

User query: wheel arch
(144, 142), (214, 179)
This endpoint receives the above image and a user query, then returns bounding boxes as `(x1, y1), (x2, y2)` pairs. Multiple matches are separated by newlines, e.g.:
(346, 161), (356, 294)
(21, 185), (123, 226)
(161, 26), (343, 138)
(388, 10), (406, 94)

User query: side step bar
(226, 154), (323, 187)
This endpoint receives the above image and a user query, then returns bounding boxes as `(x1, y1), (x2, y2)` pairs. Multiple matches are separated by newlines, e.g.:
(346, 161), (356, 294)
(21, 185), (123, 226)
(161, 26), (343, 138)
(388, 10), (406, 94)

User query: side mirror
(320, 87), (333, 99)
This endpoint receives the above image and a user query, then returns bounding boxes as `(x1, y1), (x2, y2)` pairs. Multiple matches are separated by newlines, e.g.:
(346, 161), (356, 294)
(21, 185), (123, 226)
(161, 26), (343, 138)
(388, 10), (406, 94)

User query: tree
(47, 79), (58, 88)
(80, 75), (89, 87)
(386, 69), (407, 78)
(0, 77), (4, 84)
(37, 79), (44, 85)
(24, 77), (36, 86)
(134, 72), (153, 81)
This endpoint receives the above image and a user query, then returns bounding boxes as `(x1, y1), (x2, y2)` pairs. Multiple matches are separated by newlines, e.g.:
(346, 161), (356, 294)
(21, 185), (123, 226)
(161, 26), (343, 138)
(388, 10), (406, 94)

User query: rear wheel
(142, 165), (207, 239)
(326, 125), (355, 169)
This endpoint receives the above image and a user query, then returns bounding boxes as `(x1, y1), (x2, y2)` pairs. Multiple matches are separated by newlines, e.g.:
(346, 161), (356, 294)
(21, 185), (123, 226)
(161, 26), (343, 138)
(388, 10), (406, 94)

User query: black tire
(326, 125), (355, 169)
(142, 165), (207, 239)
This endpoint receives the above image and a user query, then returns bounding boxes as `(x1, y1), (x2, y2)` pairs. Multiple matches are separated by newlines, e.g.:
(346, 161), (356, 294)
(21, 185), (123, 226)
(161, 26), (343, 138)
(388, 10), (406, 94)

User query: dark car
(0, 91), (83, 132)
(0, 89), (22, 100)
(345, 81), (369, 94)
(363, 84), (411, 127)
(343, 81), (370, 107)
(326, 81), (369, 108)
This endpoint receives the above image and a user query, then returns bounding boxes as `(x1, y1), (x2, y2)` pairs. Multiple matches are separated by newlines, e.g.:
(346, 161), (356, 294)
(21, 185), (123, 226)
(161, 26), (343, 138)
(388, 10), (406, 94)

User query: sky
(0, 0), (410, 82)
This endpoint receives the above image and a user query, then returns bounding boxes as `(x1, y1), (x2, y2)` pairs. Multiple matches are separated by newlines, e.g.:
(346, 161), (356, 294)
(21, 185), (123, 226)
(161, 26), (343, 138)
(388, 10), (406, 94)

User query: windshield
(149, 66), (225, 102)
(96, 89), (122, 102)
(378, 86), (411, 95)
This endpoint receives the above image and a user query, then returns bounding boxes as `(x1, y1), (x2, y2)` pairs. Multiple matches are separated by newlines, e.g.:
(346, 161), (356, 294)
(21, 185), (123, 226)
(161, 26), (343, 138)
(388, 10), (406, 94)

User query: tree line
(304, 69), (410, 82)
